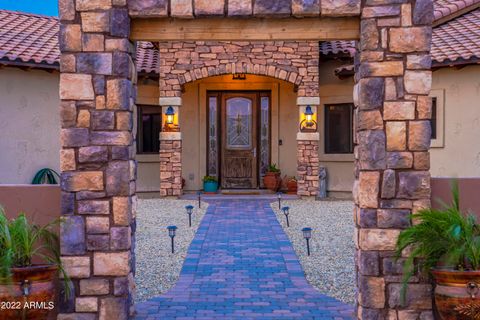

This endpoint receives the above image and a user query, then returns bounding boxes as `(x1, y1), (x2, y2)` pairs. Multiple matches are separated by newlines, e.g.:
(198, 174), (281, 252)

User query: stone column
(159, 97), (183, 197)
(58, 0), (136, 318)
(354, 1), (433, 318)
(296, 97), (320, 197)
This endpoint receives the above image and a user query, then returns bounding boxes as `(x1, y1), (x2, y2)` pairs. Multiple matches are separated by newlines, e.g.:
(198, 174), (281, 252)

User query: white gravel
(135, 199), (208, 302)
(271, 198), (355, 305)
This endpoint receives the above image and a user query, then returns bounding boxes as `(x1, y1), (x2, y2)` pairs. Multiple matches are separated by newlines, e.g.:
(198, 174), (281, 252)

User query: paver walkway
(135, 200), (354, 319)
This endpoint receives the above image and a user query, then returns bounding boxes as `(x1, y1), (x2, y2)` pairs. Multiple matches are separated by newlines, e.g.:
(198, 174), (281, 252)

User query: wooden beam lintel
(130, 17), (360, 42)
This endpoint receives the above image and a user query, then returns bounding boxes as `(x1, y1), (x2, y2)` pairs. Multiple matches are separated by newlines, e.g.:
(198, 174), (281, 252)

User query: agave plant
(31, 168), (60, 184)
(0, 206), (69, 293)
(395, 181), (480, 301)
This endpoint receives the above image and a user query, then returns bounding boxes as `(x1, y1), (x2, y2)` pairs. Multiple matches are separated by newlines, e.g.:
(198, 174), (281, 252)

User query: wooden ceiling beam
(130, 17), (360, 41)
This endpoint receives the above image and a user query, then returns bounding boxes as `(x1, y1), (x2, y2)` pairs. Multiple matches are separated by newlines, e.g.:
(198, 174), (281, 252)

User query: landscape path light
(282, 206), (290, 227)
(167, 225), (178, 254)
(277, 192), (282, 209)
(185, 205), (194, 227)
(197, 191), (202, 208)
(302, 227), (312, 256)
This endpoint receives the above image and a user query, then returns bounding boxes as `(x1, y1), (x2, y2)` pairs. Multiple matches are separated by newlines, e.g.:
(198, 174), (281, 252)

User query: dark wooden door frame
(207, 90), (271, 189)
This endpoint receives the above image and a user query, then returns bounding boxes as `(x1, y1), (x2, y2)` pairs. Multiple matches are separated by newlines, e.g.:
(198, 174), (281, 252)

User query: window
(324, 103), (353, 154)
(137, 106), (161, 153)
(431, 97), (437, 140)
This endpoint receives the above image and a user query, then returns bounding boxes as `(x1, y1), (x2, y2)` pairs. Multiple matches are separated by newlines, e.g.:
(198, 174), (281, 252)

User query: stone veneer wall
(158, 41), (319, 98)
(58, 0), (434, 318)
(297, 140), (320, 196)
(159, 139), (182, 196)
(354, 1), (434, 318)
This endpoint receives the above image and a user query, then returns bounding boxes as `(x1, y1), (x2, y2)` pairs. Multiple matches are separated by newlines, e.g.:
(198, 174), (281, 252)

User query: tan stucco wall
(0, 68), (60, 184)
(430, 65), (480, 177)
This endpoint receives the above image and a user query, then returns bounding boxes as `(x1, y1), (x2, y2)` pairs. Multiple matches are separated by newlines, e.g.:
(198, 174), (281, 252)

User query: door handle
(252, 147), (256, 158)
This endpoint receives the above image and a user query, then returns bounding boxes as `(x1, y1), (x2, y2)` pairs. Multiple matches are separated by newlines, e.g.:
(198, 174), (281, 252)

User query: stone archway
(58, 0), (434, 318)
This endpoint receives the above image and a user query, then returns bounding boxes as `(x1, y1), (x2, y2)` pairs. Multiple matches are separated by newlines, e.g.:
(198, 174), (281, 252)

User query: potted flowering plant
(202, 176), (218, 193)
(263, 164), (281, 191)
(286, 176), (298, 194)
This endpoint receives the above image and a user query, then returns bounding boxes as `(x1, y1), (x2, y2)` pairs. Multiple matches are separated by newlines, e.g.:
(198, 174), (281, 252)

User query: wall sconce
(165, 106), (175, 125)
(300, 105), (317, 132)
(163, 106), (179, 132)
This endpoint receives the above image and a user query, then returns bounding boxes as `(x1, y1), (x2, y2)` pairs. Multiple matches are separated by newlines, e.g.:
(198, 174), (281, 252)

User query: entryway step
(220, 189), (274, 195)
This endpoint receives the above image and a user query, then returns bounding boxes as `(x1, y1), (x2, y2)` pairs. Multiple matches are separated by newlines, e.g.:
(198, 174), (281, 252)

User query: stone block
(106, 161), (131, 196)
(381, 169), (396, 199)
(80, 279), (110, 296)
(81, 12), (110, 32)
(358, 250), (380, 276)
(383, 257), (405, 275)
(358, 171), (380, 208)
(389, 27), (431, 53)
(357, 110), (384, 130)
(397, 171), (430, 199)
(87, 235), (110, 251)
(112, 146), (130, 160)
(359, 61), (404, 77)
(78, 200), (110, 215)
(406, 54), (431, 70)
(113, 197), (131, 226)
(387, 152), (413, 169)
(93, 76), (106, 95)
(82, 34), (104, 52)
(90, 131), (132, 146)
(107, 79), (131, 110)
(60, 54), (76, 73)
(91, 111), (115, 130)
(404, 71), (431, 95)
(388, 284), (432, 309)
(113, 274), (133, 296)
(358, 209), (377, 228)
(386, 122), (406, 151)
(321, 0), (360, 16)
(59, 24), (81, 52)
(112, 52), (131, 77)
(110, 8), (130, 38)
(61, 101), (77, 128)
(362, 5), (400, 18)
(360, 18), (379, 50)
(359, 228), (401, 250)
(254, 0), (291, 16)
(61, 216), (86, 255)
(99, 297), (128, 320)
(378, 209), (410, 228)
(128, 0), (168, 17)
(94, 252), (130, 276)
(62, 172), (104, 192)
(77, 110), (90, 128)
(60, 149), (76, 171)
(358, 78), (385, 110)
(357, 130), (386, 170)
(116, 112), (132, 131)
(76, 297), (98, 312)
(58, 314), (96, 320)
(414, 152), (430, 170)
(171, 0), (193, 17)
(61, 192), (75, 215)
(60, 74), (94, 100)
(195, 0), (224, 16)
(292, 0), (319, 17)
(61, 256), (91, 278)
(384, 102), (415, 120)
(76, 0), (111, 11)
(86, 216), (110, 234)
(417, 96), (432, 119)
(59, 0), (75, 21)
(413, 0), (434, 25)
(408, 121), (431, 151)
(77, 53), (112, 75)
(358, 276), (385, 308)
(110, 227), (131, 250)
(79, 146), (109, 163)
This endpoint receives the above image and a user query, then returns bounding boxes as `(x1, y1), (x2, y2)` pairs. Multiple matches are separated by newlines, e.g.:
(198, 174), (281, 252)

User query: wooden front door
(221, 93), (257, 189)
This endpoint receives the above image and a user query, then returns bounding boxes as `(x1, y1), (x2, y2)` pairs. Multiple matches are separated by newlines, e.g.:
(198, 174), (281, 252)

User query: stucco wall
(0, 68), (60, 184)
(430, 65), (480, 177)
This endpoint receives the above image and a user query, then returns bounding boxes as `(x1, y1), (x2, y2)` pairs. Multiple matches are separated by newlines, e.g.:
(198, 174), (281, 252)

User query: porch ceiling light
(165, 106), (175, 125)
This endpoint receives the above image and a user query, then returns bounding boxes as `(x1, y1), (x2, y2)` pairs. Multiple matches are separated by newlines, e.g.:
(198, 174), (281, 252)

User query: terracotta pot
(263, 172), (281, 191)
(0, 265), (57, 320)
(431, 269), (480, 319)
(286, 180), (297, 194)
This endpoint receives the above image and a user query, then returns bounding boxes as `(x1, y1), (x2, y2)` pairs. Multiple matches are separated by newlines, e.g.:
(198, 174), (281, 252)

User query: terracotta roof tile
(136, 41), (159, 74)
(434, 0), (480, 21)
(320, 40), (356, 57)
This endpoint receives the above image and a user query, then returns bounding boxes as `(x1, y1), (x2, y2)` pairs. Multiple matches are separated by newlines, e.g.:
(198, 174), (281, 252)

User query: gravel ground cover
(271, 198), (355, 304)
(135, 199), (208, 302)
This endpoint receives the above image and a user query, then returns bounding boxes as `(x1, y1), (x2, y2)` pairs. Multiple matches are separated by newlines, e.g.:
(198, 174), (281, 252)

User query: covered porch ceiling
(130, 17), (360, 41)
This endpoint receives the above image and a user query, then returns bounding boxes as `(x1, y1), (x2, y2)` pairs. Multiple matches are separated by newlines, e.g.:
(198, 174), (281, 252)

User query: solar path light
(185, 205), (194, 227)
(302, 227), (312, 256)
(197, 191), (202, 208)
(281, 206), (290, 227)
(277, 192), (282, 209)
(167, 225), (177, 253)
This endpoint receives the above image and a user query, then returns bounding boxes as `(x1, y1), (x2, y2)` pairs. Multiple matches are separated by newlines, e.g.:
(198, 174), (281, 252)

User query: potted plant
(0, 206), (68, 320)
(286, 176), (298, 194)
(263, 164), (281, 191)
(395, 182), (480, 319)
(202, 176), (218, 193)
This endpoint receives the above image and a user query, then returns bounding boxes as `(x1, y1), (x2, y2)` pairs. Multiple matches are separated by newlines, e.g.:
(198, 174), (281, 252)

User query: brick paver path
(135, 200), (354, 319)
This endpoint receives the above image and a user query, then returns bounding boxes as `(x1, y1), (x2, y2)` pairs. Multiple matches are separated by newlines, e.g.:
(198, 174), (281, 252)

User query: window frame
(430, 89), (445, 148)
(324, 103), (354, 154)
(136, 105), (162, 154)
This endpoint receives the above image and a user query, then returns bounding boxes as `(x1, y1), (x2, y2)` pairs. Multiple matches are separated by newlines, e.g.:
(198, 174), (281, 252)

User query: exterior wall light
(300, 105), (317, 132)
(185, 205), (194, 227)
(302, 227), (312, 256)
(165, 106), (175, 125)
(167, 225), (177, 253)
(282, 206), (290, 227)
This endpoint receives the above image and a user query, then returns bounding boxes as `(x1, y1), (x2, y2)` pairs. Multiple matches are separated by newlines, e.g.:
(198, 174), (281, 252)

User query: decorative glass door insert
(226, 97), (252, 149)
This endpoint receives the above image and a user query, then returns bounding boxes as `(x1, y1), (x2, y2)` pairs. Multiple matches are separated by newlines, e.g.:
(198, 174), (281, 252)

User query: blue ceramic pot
(203, 181), (218, 193)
